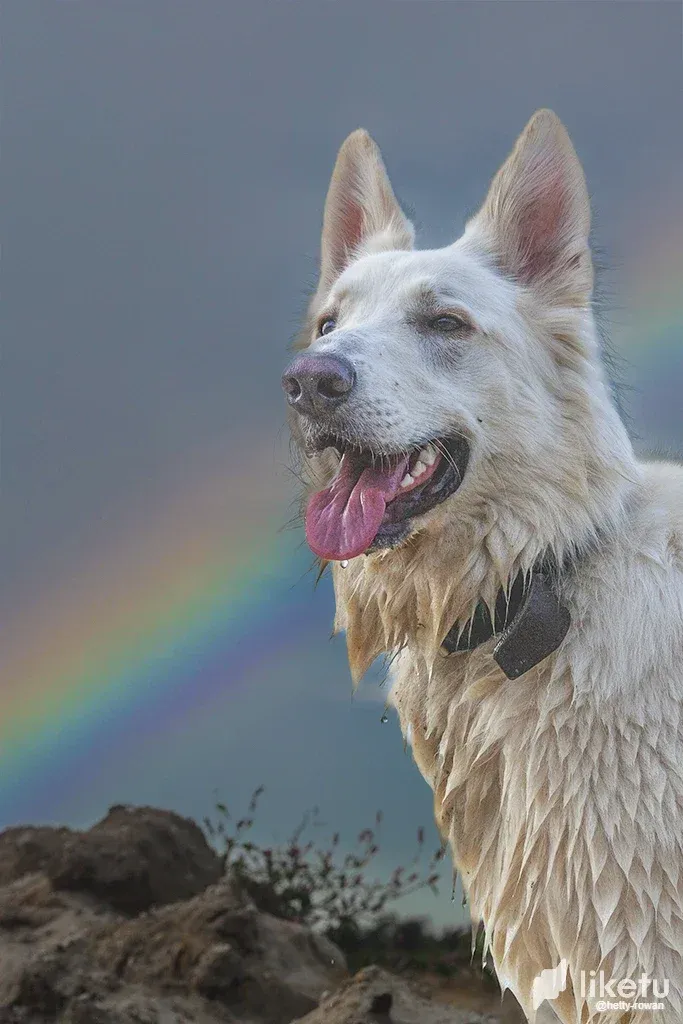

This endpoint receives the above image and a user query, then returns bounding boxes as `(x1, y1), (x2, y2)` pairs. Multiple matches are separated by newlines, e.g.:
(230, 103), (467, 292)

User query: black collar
(441, 559), (571, 680)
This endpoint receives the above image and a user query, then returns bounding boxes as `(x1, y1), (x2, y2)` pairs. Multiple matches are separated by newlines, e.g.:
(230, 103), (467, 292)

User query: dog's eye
(319, 318), (337, 336)
(431, 313), (471, 333)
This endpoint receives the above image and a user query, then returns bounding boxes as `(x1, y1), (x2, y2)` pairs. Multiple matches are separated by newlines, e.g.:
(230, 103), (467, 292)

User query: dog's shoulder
(638, 457), (683, 537)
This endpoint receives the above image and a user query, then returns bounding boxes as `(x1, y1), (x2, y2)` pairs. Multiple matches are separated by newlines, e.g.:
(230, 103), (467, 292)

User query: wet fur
(286, 112), (683, 1022)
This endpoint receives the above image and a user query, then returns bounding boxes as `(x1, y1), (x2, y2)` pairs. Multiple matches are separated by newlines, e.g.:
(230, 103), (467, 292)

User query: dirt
(0, 805), (520, 1024)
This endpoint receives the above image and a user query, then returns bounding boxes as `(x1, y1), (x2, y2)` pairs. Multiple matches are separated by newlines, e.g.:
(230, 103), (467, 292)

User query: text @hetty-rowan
(532, 960), (669, 1013)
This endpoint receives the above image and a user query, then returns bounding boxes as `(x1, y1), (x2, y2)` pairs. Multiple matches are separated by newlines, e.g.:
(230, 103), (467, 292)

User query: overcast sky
(1, 2), (681, 928)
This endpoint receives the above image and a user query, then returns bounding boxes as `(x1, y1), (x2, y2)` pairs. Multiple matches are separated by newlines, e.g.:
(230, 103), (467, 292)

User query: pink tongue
(305, 453), (410, 561)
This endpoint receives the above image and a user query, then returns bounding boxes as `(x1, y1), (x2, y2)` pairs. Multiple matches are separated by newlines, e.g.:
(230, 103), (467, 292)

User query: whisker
(433, 438), (462, 484)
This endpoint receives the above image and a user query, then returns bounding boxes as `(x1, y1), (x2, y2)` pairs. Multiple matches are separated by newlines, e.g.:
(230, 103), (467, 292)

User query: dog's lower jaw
(366, 521), (412, 553)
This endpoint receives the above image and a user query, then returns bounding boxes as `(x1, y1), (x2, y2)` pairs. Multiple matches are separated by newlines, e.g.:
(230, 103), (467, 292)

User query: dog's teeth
(413, 445), (436, 470)
(400, 473), (414, 488)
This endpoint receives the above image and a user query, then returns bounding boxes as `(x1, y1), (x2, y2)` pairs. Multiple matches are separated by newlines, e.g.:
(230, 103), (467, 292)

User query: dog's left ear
(467, 110), (592, 304)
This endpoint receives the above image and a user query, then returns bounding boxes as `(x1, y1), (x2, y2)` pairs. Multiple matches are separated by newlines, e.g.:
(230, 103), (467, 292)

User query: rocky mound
(293, 966), (505, 1024)
(0, 806), (510, 1024)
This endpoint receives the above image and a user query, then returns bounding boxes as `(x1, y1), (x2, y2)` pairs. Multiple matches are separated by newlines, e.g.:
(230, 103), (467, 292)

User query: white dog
(282, 110), (683, 1023)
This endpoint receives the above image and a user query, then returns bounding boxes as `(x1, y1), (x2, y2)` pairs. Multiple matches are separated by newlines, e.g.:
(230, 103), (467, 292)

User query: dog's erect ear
(467, 110), (592, 303)
(318, 129), (414, 289)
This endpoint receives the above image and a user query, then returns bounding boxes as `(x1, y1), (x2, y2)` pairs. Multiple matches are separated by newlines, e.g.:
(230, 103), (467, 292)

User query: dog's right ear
(318, 130), (414, 290)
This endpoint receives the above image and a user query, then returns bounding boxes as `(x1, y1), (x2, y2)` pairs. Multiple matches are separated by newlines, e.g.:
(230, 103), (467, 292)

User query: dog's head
(283, 110), (633, 566)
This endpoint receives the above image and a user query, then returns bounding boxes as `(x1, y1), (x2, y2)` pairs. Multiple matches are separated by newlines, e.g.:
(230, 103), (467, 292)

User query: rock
(93, 875), (347, 1022)
(59, 992), (211, 1023)
(0, 873), (75, 932)
(58, 991), (241, 1023)
(292, 966), (502, 1024)
(7, 948), (81, 1016)
(0, 832), (347, 1023)
(0, 874), (119, 1014)
(60, 998), (127, 1024)
(191, 942), (245, 998)
(0, 807), (514, 1023)
(0, 827), (72, 888)
(48, 806), (223, 914)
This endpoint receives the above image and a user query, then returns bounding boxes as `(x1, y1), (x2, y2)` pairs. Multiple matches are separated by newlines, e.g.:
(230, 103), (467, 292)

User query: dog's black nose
(281, 353), (356, 417)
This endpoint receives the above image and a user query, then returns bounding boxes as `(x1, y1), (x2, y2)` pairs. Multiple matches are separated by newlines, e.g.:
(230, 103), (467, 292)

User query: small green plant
(203, 786), (443, 936)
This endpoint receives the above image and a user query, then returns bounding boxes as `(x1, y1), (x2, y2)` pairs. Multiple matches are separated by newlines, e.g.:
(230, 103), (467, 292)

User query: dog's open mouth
(305, 435), (470, 561)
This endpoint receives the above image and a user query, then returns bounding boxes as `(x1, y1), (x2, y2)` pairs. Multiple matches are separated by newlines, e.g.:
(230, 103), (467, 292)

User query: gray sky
(1, 1), (681, 928)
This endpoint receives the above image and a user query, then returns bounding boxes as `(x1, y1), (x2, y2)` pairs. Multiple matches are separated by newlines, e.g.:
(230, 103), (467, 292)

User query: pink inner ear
(337, 199), (364, 266)
(515, 171), (569, 283)
(326, 162), (368, 277)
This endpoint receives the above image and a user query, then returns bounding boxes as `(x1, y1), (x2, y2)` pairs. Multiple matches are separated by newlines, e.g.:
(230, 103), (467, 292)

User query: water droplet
(340, 560), (349, 569)
(380, 711), (389, 724)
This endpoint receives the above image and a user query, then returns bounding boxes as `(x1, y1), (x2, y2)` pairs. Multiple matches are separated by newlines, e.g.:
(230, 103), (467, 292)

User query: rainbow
(618, 175), (682, 361)
(0, 440), (331, 827)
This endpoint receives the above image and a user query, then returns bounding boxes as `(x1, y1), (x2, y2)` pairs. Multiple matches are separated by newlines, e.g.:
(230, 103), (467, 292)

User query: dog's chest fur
(390, 647), (683, 1022)
(331, 494), (683, 1023)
